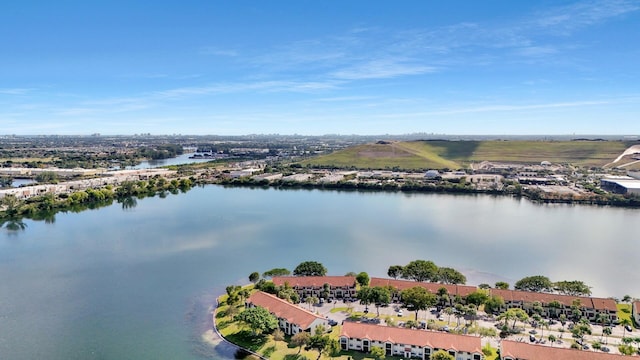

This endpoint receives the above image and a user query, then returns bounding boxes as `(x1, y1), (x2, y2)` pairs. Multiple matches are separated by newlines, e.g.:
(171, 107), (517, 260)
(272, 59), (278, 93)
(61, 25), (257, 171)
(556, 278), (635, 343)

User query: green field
(300, 140), (635, 170)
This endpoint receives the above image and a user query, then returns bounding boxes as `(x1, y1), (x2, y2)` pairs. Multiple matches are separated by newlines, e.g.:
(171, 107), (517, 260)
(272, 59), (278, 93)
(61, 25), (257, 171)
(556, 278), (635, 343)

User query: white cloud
(0, 88), (34, 95)
(531, 0), (640, 35)
(331, 58), (436, 80)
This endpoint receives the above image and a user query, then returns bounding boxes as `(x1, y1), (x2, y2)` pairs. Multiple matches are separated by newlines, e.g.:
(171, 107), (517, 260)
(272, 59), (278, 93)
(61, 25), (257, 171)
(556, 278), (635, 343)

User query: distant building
(424, 170), (440, 178)
(600, 176), (640, 195)
(633, 301), (640, 325)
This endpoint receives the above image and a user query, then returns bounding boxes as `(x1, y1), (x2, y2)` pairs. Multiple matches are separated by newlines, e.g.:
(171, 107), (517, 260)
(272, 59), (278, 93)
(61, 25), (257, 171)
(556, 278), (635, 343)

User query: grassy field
(300, 140), (636, 170)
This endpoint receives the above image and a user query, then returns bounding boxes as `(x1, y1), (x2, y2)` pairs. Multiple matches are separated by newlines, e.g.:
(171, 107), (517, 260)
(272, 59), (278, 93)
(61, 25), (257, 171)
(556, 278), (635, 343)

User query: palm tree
(548, 334), (557, 346)
(539, 319), (549, 340)
(444, 306), (455, 325)
(603, 326), (612, 345)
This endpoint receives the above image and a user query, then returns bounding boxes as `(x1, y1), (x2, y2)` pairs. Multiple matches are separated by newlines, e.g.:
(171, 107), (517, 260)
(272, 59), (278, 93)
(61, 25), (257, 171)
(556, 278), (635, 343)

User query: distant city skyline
(1, 0), (639, 135)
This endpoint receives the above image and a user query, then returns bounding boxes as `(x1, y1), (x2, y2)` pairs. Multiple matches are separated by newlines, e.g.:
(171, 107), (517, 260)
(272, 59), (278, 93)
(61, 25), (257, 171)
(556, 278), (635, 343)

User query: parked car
(529, 335), (536, 342)
(601, 346), (610, 352)
(397, 310), (403, 316)
(625, 325), (633, 332)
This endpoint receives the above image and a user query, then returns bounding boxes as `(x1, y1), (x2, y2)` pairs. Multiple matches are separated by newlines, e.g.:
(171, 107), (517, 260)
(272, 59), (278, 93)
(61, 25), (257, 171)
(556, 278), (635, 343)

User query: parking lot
(297, 298), (634, 355)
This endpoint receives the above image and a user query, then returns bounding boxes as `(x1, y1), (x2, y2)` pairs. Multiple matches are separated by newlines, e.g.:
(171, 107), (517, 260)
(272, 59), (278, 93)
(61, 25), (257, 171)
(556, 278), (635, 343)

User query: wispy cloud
(331, 58), (436, 80)
(152, 80), (341, 99)
(0, 88), (34, 95)
(531, 0), (640, 35)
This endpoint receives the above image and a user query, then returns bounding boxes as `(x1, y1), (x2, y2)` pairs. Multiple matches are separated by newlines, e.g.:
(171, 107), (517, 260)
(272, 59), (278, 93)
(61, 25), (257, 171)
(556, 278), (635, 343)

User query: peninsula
(215, 260), (639, 360)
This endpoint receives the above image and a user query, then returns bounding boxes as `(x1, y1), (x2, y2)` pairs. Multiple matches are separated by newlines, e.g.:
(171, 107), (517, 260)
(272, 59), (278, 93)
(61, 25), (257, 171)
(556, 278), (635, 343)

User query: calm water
(1, 186), (639, 359)
(129, 153), (214, 169)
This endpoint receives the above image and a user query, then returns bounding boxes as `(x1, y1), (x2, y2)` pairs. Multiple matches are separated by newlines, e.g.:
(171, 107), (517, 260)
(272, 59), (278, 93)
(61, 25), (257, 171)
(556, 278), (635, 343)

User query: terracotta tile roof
(272, 276), (356, 288)
(247, 291), (326, 330)
(501, 340), (629, 360)
(489, 289), (617, 312)
(341, 322), (482, 354)
(367, 277), (618, 313)
(632, 301), (640, 314)
(370, 277), (477, 297)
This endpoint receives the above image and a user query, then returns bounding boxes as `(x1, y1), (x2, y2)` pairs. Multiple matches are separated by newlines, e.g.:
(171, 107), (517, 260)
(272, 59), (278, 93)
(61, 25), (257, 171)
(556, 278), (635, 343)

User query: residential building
(271, 276), (357, 300)
(246, 291), (328, 335)
(488, 288), (618, 324)
(369, 277), (617, 324)
(340, 322), (483, 360)
(633, 301), (640, 325)
(370, 277), (477, 304)
(500, 340), (629, 360)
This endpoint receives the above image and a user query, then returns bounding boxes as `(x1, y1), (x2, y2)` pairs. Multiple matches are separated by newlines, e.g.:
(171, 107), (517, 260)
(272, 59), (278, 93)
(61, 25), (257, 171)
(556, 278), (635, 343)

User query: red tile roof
(247, 291), (326, 330)
(341, 322), (482, 354)
(633, 301), (640, 314)
(272, 276), (356, 288)
(489, 289), (617, 312)
(370, 277), (477, 297)
(501, 340), (630, 360)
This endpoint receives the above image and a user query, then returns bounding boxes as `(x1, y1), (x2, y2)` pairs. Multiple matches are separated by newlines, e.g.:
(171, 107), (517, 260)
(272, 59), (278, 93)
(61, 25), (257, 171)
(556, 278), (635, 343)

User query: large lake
(1, 186), (639, 359)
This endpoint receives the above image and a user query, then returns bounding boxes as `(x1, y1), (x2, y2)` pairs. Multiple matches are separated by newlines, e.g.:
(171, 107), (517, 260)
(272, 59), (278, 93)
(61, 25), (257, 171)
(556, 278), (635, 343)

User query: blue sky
(1, 0), (639, 135)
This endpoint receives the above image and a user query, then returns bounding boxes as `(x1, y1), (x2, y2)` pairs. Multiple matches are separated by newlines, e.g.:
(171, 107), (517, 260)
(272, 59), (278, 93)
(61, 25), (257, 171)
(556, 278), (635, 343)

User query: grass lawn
(618, 303), (632, 324)
(300, 140), (633, 170)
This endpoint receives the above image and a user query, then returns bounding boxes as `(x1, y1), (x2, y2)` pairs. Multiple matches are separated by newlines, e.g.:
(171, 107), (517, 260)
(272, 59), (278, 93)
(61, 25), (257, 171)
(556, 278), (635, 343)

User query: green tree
(437, 267), (466, 284)
(262, 268), (291, 278)
(400, 286), (437, 320)
(272, 328), (285, 341)
(571, 321), (592, 344)
(436, 287), (450, 309)
(291, 331), (311, 354)
(484, 295), (505, 314)
(293, 261), (327, 276)
(35, 171), (58, 183)
(234, 306), (278, 335)
(619, 344), (636, 355)
(402, 260), (439, 282)
(308, 334), (330, 360)
(478, 283), (491, 289)
(322, 338), (341, 359)
(495, 281), (509, 289)
(514, 275), (553, 292)
(387, 265), (403, 279)
(603, 326), (612, 344)
(370, 346), (385, 360)
(553, 280), (592, 296)
(321, 283), (331, 300)
(249, 271), (260, 283)
(465, 290), (489, 309)
(498, 308), (529, 331)
(357, 286), (373, 308)
(431, 349), (455, 360)
(370, 286), (391, 317)
(356, 272), (370, 287)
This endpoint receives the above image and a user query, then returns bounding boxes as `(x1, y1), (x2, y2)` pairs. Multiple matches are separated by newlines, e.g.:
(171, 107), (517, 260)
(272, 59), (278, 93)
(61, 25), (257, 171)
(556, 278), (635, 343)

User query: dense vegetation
(0, 176), (194, 230)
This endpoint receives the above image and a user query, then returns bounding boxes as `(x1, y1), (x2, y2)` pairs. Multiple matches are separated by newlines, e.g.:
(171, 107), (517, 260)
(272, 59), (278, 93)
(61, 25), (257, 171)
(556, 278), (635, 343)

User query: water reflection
(119, 196), (138, 210)
(0, 186), (639, 360)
